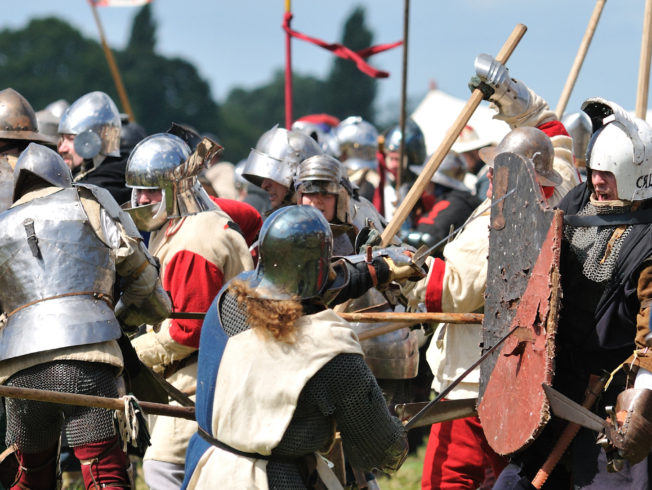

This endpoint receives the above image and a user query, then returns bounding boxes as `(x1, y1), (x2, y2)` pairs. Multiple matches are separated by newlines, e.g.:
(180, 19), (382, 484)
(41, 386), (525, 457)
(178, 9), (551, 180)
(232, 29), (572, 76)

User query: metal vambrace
(610, 388), (652, 464)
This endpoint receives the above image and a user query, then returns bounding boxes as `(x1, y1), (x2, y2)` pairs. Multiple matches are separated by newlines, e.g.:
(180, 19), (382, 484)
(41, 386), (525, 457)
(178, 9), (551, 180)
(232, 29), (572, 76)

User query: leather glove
(377, 246), (427, 286)
(131, 325), (196, 374)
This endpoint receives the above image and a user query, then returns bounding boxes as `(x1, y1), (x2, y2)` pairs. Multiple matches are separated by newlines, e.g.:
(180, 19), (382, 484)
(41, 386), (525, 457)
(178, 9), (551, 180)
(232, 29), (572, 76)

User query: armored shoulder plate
(76, 183), (142, 240)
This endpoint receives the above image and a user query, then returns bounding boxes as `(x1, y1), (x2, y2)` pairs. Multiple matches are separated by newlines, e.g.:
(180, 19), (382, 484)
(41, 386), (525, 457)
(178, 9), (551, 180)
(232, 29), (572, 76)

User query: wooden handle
(380, 24), (527, 246)
(555, 0), (607, 118)
(531, 375), (606, 489)
(0, 384), (196, 420)
(339, 311), (483, 325)
(637, 0), (652, 119)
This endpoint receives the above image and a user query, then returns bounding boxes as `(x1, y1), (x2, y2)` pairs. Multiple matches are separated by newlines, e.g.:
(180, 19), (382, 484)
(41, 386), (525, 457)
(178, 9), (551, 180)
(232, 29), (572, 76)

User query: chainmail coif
(218, 290), (407, 489)
(564, 200), (632, 284)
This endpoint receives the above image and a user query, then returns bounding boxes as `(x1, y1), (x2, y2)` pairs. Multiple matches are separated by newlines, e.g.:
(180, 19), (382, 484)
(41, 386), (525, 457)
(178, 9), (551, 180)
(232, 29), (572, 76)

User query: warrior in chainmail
(294, 154), (426, 420)
(494, 98), (652, 489)
(182, 206), (413, 489)
(0, 144), (171, 489)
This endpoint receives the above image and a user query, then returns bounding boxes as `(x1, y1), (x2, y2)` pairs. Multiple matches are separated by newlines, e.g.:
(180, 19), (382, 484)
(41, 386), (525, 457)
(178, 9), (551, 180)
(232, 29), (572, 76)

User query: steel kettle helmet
(124, 133), (216, 231)
(58, 91), (121, 160)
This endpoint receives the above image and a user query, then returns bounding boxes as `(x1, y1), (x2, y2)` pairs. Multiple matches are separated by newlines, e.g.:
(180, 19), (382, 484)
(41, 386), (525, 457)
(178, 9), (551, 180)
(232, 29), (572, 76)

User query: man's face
(462, 149), (484, 174)
(261, 178), (289, 209)
(301, 192), (336, 222)
(386, 151), (401, 173)
(57, 134), (84, 170)
(591, 169), (619, 201)
(135, 188), (163, 206)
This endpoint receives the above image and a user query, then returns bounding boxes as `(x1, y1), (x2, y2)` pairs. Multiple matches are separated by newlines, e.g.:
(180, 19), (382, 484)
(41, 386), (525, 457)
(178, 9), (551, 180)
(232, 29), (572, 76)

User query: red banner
(282, 12), (401, 79)
(89, 0), (151, 7)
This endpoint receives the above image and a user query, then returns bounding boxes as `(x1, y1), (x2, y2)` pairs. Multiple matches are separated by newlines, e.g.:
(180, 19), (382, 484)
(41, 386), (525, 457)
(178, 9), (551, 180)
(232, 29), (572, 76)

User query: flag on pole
(89, 0), (151, 7)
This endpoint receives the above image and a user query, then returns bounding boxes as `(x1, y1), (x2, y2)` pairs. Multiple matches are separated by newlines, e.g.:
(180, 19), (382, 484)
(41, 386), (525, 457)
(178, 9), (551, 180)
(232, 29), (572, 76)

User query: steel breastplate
(0, 187), (121, 361)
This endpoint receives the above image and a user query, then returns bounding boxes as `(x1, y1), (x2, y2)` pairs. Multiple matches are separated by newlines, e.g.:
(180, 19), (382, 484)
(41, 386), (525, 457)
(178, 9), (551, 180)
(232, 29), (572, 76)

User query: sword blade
(542, 383), (607, 432)
(396, 398), (477, 429)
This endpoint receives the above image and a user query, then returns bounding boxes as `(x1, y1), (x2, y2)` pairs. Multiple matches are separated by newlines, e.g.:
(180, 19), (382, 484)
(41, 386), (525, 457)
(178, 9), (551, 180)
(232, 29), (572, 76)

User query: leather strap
(564, 208), (652, 227)
(7, 291), (114, 318)
(197, 427), (299, 465)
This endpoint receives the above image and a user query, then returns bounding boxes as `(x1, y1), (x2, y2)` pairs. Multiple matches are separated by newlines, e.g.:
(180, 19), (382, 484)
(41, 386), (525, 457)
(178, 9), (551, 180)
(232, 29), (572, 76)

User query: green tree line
(0, 4), (381, 163)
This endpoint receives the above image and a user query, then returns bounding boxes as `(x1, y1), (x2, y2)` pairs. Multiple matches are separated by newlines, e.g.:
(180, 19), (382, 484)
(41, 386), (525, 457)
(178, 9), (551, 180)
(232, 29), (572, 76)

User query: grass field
(378, 443), (426, 490)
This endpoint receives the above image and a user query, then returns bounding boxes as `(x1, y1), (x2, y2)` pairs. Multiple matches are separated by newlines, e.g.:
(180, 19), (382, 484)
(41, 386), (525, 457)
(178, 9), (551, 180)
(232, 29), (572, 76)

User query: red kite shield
(478, 151), (563, 455)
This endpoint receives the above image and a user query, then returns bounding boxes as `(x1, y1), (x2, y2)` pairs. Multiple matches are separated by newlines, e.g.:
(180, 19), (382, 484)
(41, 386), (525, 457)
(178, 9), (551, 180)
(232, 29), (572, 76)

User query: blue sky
(4, 1), (649, 119)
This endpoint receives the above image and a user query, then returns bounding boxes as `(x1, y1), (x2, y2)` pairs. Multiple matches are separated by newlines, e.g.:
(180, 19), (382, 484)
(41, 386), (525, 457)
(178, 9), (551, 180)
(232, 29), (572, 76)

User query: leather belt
(197, 426), (300, 465)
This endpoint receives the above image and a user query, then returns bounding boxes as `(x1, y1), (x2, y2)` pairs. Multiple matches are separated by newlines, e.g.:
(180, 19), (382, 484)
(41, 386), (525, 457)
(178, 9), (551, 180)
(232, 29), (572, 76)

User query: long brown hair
(229, 279), (303, 344)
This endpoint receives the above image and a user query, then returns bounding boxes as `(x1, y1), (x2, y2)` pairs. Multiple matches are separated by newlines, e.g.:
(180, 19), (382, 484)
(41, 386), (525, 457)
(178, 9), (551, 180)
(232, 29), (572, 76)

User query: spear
(89, 1), (136, 121)
(339, 311), (482, 324)
(636, 0), (652, 119)
(554, 0), (606, 118)
(0, 385), (195, 420)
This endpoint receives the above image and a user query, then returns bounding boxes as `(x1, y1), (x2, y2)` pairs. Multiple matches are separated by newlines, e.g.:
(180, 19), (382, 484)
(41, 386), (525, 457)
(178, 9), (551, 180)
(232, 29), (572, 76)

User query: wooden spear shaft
(380, 24), (527, 246)
(90, 2), (136, 122)
(284, 0), (293, 128)
(636, 0), (652, 119)
(554, 0), (606, 119)
(0, 385), (195, 421)
(338, 311), (482, 324)
(345, 313), (483, 342)
(396, 0), (410, 197)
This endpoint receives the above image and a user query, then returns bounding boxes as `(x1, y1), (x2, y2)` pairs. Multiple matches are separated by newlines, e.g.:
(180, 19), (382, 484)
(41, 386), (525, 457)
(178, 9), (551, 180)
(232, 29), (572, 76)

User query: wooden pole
(339, 311), (482, 325)
(0, 384), (195, 420)
(355, 314), (481, 342)
(531, 375), (606, 488)
(636, 0), (652, 119)
(90, 2), (136, 122)
(284, 0), (293, 128)
(396, 0), (410, 201)
(380, 24), (527, 246)
(554, 0), (606, 119)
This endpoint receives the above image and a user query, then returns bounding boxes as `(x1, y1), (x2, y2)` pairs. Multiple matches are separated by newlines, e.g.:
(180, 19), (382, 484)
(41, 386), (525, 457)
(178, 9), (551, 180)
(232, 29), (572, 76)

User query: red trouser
(421, 415), (507, 490)
(12, 436), (130, 490)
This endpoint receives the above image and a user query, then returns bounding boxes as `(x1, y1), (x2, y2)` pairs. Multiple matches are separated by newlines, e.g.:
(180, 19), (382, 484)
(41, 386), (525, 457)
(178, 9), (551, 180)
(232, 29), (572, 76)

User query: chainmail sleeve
(303, 353), (408, 472)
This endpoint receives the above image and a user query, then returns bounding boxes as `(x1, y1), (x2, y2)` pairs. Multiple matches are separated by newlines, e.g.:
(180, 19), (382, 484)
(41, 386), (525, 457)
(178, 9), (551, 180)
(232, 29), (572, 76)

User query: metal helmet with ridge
(384, 118), (427, 169)
(58, 91), (121, 160)
(335, 116), (379, 172)
(12, 143), (72, 201)
(582, 97), (652, 201)
(241, 125), (323, 189)
(479, 126), (562, 187)
(0, 88), (57, 146)
(123, 133), (216, 231)
(254, 205), (333, 300)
